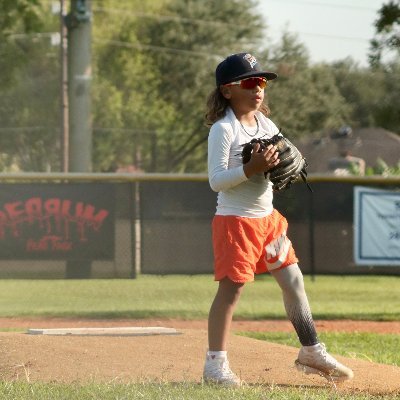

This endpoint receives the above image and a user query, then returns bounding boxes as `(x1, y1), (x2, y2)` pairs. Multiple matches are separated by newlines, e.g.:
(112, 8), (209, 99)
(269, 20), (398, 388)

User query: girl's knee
(217, 278), (244, 303)
(273, 264), (305, 294)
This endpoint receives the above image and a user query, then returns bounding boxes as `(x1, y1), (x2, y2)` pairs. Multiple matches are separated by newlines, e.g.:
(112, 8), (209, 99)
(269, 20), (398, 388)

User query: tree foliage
(369, 0), (400, 67)
(92, 0), (266, 172)
(330, 59), (385, 128)
(366, 158), (400, 176)
(372, 61), (400, 132)
(91, 0), (178, 171)
(258, 32), (351, 138)
(0, 0), (399, 173)
(0, 0), (60, 171)
(0, 0), (46, 88)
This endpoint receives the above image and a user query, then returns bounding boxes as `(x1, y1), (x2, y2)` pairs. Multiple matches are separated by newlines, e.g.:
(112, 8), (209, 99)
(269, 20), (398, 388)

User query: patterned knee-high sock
(271, 264), (319, 346)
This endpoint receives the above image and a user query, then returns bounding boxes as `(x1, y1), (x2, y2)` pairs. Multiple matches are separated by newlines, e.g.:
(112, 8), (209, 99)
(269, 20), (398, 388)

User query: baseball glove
(241, 134), (311, 191)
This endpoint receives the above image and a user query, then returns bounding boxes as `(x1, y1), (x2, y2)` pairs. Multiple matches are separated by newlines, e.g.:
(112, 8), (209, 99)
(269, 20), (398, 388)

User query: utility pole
(66, 0), (92, 172)
(60, 0), (69, 172)
(65, 0), (92, 278)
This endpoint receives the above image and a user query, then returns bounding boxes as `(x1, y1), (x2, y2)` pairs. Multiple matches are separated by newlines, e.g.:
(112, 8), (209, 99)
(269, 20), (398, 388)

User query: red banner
(0, 183), (115, 260)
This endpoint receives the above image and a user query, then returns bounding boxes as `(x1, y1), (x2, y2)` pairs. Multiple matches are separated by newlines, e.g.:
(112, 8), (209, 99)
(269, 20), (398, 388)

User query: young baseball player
(203, 52), (354, 386)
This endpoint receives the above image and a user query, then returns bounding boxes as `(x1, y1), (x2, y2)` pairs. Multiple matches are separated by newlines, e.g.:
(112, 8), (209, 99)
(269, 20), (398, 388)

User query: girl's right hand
(243, 143), (280, 178)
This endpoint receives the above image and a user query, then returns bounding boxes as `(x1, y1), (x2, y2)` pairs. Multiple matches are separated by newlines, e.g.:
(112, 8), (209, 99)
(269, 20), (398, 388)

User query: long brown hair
(205, 87), (271, 127)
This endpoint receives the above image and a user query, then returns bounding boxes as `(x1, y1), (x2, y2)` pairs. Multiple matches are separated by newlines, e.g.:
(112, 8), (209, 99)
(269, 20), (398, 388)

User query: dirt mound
(0, 319), (399, 396)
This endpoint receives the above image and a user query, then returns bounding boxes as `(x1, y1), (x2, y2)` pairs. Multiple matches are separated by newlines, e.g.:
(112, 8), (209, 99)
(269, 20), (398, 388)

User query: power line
(260, 0), (379, 12)
(92, 6), (373, 46)
(94, 128), (156, 133)
(8, 32), (55, 39)
(92, 7), (241, 28)
(3, 7), (375, 50)
(296, 31), (370, 42)
(0, 127), (52, 132)
(93, 38), (222, 59)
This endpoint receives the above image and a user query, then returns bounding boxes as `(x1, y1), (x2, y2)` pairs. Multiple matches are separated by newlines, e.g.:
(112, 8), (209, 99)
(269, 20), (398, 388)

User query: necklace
(239, 116), (259, 137)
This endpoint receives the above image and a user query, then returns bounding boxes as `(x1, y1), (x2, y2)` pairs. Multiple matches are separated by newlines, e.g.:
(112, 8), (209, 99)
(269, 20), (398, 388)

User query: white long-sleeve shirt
(208, 107), (280, 217)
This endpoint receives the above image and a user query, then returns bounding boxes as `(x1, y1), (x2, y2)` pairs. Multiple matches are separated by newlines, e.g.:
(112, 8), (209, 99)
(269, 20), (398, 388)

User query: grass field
(239, 331), (400, 367)
(0, 275), (399, 400)
(0, 275), (399, 320)
(0, 382), (397, 400)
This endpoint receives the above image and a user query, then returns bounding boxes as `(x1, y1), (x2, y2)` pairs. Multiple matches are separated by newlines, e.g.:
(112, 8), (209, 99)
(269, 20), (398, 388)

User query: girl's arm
(208, 126), (247, 192)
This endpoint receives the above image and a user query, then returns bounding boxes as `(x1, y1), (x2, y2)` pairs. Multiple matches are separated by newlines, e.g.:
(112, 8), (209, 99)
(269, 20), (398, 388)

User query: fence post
(131, 181), (141, 278)
(308, 188), (316, 281)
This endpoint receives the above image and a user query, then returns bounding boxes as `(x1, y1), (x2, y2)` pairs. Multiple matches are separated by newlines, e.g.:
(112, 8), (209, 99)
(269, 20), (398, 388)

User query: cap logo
(243, 53), (257, 69)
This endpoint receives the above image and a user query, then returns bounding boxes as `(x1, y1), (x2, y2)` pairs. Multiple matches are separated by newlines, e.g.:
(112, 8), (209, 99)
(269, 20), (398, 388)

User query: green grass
(0, 382), (396, 400)
(237, 331), (400, 367)
(0, 275), (399, 399)
(0, 275), (399, 320)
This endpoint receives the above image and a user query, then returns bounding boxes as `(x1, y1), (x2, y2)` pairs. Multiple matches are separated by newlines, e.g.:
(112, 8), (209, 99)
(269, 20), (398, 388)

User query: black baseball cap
(215, 53), (277, 86)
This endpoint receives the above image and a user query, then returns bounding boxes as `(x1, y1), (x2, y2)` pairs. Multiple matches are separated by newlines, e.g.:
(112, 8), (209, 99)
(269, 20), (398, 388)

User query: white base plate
(27, 326), (180, 336)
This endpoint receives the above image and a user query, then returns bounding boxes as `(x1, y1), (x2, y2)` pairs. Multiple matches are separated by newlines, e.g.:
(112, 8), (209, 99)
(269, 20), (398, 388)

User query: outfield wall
(0, 173), (398, 278)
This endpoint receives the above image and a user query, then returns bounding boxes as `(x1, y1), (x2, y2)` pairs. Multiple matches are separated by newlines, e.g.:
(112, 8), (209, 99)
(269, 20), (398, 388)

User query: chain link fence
(0, 174), (398, 278)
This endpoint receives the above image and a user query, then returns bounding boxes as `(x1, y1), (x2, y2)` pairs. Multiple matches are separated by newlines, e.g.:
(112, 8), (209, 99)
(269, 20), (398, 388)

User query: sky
(257, 0), (385, 66)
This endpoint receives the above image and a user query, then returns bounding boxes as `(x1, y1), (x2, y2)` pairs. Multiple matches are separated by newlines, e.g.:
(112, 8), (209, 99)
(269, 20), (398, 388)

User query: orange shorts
(212, 209), (298, 283)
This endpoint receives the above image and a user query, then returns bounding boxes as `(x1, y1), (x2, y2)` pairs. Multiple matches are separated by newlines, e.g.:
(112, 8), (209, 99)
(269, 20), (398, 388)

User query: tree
(330, 58), (400, 134)
(6, 0), (396, 173)
(373, 61), (400, 132)
(132, 0), (266, 172)
(0, 0), (45, 88)
(0, 0), (60, 171)
(330, 59), (386, 128)
(369, 0), (400, 67)
(259, 32), (351, 138)
(91, 0), (181, 172)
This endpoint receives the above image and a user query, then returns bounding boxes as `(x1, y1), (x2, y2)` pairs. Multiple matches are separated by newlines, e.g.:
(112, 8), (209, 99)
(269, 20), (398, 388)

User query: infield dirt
(0, 318), (399, 396)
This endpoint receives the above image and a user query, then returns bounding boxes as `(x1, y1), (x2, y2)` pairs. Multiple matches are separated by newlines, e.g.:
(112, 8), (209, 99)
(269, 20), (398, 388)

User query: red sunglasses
(225, 77), (268, 90)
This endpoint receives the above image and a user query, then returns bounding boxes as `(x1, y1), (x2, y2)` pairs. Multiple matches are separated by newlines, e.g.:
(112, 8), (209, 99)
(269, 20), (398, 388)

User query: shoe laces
(208, 358), (236, 379)
(316, 343), (338, 368)
(221, 360), (236, 377)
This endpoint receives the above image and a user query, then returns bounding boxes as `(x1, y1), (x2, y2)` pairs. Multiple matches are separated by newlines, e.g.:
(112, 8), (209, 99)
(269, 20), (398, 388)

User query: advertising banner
(0, 183), (115, 260)
(354, 186), (400, 266)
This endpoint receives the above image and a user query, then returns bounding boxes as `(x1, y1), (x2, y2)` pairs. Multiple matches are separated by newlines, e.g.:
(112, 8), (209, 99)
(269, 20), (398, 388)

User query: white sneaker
(203, 352), (241, 386)
(295, 343), (354, 382)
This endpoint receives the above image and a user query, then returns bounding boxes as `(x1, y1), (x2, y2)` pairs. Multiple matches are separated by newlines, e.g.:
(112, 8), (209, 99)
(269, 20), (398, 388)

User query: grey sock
(271, 264), (319, 346)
